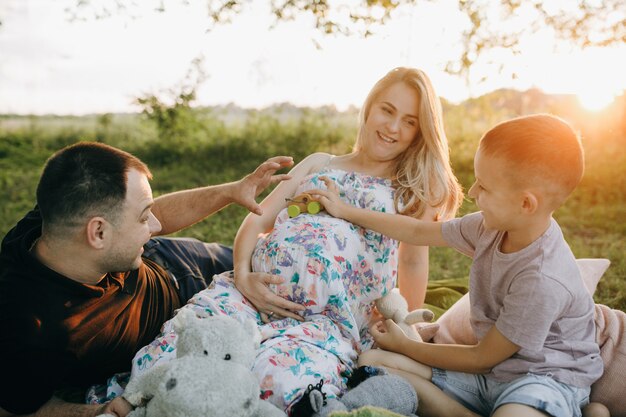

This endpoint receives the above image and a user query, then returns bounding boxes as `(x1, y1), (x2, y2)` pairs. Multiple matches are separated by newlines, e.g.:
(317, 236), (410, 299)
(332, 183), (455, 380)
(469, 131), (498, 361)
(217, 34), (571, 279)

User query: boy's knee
(582, 402), (610, 417)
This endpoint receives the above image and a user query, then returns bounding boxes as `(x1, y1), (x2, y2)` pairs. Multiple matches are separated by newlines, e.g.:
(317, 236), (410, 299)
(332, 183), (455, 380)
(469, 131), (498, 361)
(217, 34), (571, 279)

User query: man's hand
(97, 397), (134, 417)
(371, 319), (410, 353)
(233, 156), (294, 215)
(0, 396), (134, 417)
(235, 270), (305, 322)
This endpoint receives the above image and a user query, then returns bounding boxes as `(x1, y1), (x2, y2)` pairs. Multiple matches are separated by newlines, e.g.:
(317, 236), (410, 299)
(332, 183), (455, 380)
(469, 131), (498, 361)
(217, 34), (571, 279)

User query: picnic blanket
(422, 278), (469, 320)
(329, 405), (408, 416)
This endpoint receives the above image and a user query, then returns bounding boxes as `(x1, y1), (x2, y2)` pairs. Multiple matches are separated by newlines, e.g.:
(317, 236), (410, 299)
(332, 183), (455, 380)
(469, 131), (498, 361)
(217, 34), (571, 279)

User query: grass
(1, 95), (624, 311)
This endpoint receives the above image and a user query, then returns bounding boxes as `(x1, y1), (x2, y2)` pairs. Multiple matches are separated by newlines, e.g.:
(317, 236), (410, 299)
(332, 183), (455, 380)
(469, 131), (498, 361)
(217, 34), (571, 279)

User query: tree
(135, 56), (208, 142)
(450, 0), (625, 81)
(64, 0), (625, 80)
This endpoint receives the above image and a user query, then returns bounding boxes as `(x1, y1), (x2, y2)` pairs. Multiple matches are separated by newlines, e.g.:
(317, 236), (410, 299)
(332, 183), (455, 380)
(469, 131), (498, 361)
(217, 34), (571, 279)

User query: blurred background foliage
(1, 88), (624, 310)
(63, 0), (626, 82)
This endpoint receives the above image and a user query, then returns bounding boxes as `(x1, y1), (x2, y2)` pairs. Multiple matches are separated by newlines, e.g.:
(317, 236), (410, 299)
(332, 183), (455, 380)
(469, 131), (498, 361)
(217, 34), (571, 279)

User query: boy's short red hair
(479, 114), (584, 203)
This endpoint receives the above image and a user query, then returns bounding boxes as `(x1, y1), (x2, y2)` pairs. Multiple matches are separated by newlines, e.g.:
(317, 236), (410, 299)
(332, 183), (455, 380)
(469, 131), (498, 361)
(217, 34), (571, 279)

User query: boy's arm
(372, 319), (519, 374)
(311, 177), (448, 247)
(397, 206), (440, 310)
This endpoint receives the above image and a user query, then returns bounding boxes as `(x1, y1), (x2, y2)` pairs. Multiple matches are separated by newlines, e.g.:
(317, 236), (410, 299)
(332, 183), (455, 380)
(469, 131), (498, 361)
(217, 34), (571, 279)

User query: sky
(0, 0), (625, 115)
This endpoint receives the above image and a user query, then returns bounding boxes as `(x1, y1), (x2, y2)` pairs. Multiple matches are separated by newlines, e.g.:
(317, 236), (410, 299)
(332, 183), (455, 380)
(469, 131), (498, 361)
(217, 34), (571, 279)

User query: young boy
(313, 114), (603, 417)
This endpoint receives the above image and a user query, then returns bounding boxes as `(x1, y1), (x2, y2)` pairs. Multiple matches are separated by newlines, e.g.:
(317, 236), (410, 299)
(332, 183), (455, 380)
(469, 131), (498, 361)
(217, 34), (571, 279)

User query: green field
(1, 90), (624, 311)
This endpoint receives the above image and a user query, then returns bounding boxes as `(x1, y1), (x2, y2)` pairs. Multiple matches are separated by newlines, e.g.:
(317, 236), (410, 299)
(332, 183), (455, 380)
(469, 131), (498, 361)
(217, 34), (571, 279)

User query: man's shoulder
(1, 209), (43, 285)
(1, 208), (41, 261)
(0, 210), (73, 327)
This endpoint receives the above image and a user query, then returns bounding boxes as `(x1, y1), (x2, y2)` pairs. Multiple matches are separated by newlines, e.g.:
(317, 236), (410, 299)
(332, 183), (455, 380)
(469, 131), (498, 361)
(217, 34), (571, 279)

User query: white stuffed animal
(107, 309), (286, 417)
(375, 288), (435, 341)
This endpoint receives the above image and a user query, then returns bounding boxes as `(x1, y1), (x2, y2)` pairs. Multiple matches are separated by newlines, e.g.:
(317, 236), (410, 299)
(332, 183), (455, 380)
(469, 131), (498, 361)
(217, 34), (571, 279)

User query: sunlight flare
(577, 90), (616, 112)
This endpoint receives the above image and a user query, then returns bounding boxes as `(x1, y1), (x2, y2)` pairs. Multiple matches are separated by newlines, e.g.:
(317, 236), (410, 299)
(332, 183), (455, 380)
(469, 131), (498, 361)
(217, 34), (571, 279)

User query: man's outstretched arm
(0, 396), (132, 417)
(152, 156), (293, 236)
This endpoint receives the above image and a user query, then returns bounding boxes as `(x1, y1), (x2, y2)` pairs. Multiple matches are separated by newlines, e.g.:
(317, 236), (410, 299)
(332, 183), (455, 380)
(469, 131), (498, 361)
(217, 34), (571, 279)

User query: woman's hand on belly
(234, 270), (306, 322)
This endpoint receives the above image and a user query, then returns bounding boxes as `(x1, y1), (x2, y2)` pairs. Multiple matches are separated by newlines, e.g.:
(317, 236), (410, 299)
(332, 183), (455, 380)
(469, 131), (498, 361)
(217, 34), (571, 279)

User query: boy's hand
(309, 176), (350, 219)
(371, 319), (409, 352)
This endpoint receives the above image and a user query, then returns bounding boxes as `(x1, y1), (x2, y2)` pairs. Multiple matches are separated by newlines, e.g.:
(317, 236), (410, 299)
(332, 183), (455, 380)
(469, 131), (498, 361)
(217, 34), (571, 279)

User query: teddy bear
(375, 288), (435, 341)
(102, 308), (286, 417)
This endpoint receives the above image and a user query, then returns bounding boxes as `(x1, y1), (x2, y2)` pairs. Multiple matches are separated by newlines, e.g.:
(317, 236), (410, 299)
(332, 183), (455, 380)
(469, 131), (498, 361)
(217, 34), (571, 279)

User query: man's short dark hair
(36, 142), (152, 234)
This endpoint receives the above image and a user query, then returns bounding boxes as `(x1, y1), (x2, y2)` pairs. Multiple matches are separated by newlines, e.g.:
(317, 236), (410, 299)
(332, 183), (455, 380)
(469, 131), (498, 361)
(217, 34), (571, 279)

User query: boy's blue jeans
(432, 368), (590, 417)
(142, 237), (233, 303)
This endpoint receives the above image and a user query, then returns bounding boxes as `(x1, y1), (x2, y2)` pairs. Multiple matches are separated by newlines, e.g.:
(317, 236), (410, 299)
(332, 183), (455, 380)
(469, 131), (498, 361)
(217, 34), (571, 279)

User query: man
(0, 142), (293, 416)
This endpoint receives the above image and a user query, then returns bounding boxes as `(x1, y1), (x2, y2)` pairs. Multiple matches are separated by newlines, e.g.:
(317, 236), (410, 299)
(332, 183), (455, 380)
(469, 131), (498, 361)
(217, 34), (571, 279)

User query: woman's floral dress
(130, 168), (400, 413)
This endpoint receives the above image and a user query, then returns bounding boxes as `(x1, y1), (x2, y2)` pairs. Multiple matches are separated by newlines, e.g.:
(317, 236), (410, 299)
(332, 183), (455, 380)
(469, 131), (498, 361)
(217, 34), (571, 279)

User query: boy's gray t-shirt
(441, 212), (603, 387)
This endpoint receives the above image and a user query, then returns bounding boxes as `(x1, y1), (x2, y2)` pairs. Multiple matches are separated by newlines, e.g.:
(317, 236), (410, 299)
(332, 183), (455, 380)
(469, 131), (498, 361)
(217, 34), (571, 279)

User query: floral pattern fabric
(129, 168), (399, 413)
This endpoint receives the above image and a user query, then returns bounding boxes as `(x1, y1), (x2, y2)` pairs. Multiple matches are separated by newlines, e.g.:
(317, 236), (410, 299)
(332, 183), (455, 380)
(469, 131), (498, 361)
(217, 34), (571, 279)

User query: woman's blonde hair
(354, 67), (463, 219)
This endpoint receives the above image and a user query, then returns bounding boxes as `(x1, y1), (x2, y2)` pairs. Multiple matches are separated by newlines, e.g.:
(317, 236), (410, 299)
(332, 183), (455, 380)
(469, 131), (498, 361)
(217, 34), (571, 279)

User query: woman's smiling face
(362, 81), (421, 162)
